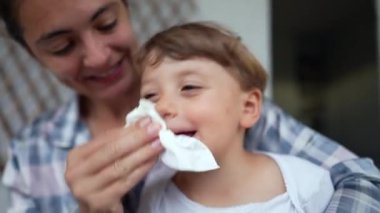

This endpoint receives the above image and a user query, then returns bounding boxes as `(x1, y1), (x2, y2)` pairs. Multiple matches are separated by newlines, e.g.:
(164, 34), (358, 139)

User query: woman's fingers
(84, 158), (158, 213)
(73, 138), (163, 195)
(71, 144), (162, 213)
(67, 117), (153, 166)
(85, 120), (160, 173)
(65, 118), (164, 213)
(66, 118), (160, 181)
(102, 139), (162, 188)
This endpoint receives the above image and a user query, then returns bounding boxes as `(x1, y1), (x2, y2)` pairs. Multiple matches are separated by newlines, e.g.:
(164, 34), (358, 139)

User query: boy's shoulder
(266, 153), (334, 210)
(249, 153), (286, 201)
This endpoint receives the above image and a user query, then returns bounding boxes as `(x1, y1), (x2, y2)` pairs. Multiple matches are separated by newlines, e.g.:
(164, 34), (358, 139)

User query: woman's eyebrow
(36, 2), (115, 45)
(91, 2), (114, 21)
(36, 30), (70, 45)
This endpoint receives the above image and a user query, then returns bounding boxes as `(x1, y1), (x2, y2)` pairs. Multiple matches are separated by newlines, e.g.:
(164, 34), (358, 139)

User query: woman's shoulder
(12, 97), (81, 148)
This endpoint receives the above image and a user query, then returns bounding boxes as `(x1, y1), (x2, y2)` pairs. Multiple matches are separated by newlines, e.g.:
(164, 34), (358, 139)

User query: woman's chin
(93, 75), (137, 102)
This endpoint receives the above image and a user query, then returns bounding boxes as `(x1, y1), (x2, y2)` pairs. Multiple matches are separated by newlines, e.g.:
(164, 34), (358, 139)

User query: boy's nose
(155, 96), (177, 120)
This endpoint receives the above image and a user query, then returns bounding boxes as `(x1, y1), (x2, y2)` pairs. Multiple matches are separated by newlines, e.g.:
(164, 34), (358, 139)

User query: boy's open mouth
(175, 131), (196, 137)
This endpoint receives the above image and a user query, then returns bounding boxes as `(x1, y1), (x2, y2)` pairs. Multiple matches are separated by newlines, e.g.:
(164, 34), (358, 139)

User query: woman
(0, 0), (379, 212)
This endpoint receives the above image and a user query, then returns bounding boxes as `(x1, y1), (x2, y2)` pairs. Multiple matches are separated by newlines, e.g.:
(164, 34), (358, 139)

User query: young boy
(133, 22), (334, 213)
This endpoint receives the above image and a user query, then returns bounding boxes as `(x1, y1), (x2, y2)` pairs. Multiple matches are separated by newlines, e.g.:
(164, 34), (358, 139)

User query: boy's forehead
(140, 51), (164, 69)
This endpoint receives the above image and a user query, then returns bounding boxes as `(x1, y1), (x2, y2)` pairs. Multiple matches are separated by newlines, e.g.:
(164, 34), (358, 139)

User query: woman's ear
(240, 88), (262, 128)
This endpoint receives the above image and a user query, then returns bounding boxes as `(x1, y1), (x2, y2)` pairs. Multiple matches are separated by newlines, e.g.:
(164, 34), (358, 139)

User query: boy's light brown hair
(134, 22), (267, 92)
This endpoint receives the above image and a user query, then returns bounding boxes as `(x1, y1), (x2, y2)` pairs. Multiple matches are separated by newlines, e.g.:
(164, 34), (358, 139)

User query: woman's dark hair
(0, 0), (27, 47)
(0, 0), (129, 48)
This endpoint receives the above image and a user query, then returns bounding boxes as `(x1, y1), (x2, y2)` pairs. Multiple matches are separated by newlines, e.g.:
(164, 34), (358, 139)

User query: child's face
(140, 57), (254, 159)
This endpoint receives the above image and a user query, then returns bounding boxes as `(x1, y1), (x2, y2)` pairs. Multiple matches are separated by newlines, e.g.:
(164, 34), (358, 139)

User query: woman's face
(18, 0), (137, 101)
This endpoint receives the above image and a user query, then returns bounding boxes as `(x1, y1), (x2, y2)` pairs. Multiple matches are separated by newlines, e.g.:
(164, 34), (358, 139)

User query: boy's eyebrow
(36, 3), (114, 44)
(176, 69), (201, 77)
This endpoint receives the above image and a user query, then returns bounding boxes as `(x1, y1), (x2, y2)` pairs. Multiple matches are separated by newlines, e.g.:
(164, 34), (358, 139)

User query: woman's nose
(82, 35), (111, 69)
(155, 96), (177, 120)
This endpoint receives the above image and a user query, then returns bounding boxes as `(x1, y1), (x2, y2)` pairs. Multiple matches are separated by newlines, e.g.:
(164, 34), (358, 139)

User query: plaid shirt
(3, 97), (380, 213)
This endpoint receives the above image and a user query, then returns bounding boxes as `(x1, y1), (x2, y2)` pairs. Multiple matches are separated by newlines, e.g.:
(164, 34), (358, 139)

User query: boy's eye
(181, 85), (202, 97)
(181, 85), (200, 91)
(143, 93), (158, 102)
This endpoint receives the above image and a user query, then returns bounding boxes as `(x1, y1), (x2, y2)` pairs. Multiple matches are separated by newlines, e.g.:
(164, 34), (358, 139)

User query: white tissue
(126, 99), (220, 172)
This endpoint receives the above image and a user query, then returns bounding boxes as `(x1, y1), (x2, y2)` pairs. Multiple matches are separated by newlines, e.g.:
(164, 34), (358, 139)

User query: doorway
(272, 0), (380, 165)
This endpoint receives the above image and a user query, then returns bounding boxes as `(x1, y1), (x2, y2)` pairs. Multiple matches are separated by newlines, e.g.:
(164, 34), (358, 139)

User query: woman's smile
(84, 59), (124, 85)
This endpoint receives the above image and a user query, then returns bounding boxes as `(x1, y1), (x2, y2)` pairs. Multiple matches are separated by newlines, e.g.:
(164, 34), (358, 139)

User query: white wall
(189, 0), (273, 97)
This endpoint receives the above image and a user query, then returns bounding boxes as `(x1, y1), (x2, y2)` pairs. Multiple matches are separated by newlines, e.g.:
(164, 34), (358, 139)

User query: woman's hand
(65, 118), (163, 213)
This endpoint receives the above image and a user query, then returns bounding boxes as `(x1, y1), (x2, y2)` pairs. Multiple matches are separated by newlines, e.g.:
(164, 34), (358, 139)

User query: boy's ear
(240, 89), (262, 128)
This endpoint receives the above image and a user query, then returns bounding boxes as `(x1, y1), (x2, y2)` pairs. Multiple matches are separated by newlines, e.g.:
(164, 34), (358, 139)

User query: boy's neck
(172, 142), (285, 207)
(172, 135), (247, 201)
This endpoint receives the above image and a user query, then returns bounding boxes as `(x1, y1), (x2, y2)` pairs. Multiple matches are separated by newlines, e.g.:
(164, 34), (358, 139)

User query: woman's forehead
(18, 0), (125, 40)
(18, 0), (122, 31)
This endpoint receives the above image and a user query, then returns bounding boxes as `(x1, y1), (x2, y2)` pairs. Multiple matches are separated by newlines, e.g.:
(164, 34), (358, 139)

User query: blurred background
(0, 0), (379, 210)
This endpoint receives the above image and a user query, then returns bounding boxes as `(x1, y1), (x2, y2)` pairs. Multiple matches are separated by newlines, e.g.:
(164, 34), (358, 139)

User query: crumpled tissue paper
(125, 99), (219, 172)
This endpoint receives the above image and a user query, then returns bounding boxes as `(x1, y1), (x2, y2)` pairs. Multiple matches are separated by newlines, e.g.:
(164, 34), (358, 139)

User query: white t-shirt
(138, 153), (334, 213)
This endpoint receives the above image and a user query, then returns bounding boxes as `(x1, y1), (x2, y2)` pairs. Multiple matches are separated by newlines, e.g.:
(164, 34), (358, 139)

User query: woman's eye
(51, 42), (74, 56)
(97, 19), (117, 32)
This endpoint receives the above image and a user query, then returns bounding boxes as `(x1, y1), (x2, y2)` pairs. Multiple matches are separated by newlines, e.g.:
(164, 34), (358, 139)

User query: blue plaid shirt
(3, 97), (380, 213)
